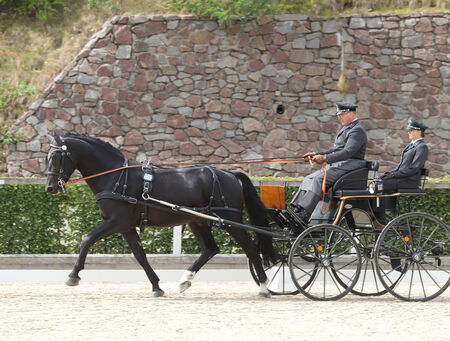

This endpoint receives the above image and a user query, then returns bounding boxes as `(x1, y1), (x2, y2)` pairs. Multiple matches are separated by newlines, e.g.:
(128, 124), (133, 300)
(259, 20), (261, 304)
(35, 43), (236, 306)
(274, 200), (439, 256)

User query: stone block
(289, 50), (314, 63)
(349, 17), (365, 29)
(402, 35), (424, 48)
(231, 100), (250, 117)
(192, 30), (214, 44)
(132, 21), (166, 38)
(116, 45), (131, 59)
(113, 25), (132, 44)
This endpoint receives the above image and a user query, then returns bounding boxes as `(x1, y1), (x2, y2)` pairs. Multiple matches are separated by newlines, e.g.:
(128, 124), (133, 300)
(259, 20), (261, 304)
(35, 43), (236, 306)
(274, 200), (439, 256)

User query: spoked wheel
(249, 238), (300, 295)
(375, 212), (450, 302)
(338, 208), (388, 296)
(289, 224), (361, 301)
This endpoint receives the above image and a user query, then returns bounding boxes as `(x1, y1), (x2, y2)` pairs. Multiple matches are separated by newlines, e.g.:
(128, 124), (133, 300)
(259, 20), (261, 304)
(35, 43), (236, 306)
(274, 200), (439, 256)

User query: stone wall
(8, 12), (450, 178)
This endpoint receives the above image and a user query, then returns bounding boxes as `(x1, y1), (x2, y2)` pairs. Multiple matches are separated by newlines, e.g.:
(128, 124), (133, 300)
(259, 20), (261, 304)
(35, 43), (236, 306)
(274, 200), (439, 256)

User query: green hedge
(0, 184), (448, 254)
(0, 184), (243, 254)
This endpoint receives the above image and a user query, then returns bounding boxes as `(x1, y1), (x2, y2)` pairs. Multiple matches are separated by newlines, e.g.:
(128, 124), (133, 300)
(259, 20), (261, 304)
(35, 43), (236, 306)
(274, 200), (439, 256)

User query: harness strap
(141, 160), (154, 200)
(112, 159), (129, 194)
(94, 190), (241, 223)
(95, 190), (138, 204)
(95, 190), (240, 214)
(205, 166), (228, 210)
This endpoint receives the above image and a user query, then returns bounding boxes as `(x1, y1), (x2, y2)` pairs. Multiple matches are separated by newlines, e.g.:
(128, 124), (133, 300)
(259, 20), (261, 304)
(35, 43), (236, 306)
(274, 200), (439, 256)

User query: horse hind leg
(223, 226), (271, 298)
(122, 229), (165, 297)
(179, 223), (219, 293)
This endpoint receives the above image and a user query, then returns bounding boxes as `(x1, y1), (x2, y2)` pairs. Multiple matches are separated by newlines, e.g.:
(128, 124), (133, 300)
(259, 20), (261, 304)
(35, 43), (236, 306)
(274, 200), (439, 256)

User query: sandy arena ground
(0, 281), (449, 341)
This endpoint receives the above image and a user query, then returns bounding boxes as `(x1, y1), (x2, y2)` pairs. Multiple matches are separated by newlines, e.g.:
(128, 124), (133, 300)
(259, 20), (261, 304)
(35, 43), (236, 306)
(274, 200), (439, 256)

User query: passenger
(375, 118), (429, 225)
(291, 102), (367, 223)
(380, 118), (429, 191)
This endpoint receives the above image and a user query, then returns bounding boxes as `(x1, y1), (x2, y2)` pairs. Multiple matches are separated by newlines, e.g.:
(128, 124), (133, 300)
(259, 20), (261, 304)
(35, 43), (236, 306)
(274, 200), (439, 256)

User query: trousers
(291, 160), (366, 213)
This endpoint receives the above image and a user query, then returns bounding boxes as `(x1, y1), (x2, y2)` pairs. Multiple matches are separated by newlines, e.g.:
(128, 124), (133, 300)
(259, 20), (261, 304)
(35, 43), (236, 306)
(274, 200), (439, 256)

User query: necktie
(404, 142), (414, 152)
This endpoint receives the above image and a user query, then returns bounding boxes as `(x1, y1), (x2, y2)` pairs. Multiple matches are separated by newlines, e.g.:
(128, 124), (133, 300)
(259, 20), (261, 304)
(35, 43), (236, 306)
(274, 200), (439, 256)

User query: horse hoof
(65, 276), (80, 286)
(152, 290), (165, 298)
(258, 291), (271, 298)
(179, 281), (192, 293)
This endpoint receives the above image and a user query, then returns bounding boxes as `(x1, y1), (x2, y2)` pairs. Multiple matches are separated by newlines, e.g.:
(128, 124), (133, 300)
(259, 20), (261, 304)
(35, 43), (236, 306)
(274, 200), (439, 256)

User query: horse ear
(53, 130), (64, 146)
(46, 134), (56, 145)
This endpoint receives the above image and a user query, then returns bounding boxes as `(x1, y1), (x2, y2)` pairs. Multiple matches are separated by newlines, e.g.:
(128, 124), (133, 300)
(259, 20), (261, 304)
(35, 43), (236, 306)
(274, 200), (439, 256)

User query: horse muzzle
(45, 178), (65, 194)
(45, 183), (61, 194)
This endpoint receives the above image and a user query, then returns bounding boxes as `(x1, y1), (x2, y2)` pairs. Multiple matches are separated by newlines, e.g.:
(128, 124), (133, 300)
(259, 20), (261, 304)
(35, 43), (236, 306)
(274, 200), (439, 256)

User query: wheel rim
(289, 224), (361, 301)
(375, 212), (450, 301)
(338, 208), (388, 296)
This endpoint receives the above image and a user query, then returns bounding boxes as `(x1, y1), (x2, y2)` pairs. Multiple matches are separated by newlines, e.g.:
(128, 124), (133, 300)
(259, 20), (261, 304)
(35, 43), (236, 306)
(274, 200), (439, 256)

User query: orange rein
(64, 165), (141, 186)
(62, 157), (315, 187)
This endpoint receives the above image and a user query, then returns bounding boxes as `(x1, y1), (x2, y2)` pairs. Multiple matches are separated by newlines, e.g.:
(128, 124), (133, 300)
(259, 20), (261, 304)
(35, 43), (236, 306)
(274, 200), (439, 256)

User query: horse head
(45, 132), (77, 194)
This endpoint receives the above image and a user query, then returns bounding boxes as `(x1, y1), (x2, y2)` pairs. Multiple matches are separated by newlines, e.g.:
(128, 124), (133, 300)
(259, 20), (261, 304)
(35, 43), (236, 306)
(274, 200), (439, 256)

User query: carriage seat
(332, 161), (379, 197)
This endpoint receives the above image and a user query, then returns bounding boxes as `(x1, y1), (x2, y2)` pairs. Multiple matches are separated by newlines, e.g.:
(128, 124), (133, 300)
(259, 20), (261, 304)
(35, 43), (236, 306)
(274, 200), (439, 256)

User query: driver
(291, 102), (367, 223)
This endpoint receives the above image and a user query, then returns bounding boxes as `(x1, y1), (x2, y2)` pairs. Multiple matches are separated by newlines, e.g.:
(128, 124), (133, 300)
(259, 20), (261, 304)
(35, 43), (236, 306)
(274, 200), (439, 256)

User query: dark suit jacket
(383, 139), (429, 190)
(291, 119), (367, 212)
(318, 119), (367, 164)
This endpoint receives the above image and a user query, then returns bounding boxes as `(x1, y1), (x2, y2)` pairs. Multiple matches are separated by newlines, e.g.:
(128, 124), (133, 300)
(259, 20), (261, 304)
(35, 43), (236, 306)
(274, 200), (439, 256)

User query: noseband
(47, 142), (74, 192)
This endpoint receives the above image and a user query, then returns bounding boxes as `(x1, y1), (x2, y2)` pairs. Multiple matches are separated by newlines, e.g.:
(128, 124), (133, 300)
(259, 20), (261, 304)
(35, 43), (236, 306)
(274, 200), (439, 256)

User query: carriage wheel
(289, 224), (361, 301)
(248, 238), (301, 295)
(374, 212), (450, 302)
(338, 208), (388, 296)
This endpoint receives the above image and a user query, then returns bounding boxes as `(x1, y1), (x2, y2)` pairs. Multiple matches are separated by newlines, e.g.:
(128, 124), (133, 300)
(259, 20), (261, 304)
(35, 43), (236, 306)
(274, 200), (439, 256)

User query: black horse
(45, 133), (274, 297)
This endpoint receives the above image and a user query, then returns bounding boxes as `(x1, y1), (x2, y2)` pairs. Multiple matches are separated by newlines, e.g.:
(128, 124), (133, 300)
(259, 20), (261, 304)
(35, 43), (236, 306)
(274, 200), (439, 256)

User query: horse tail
(234, 172), (276, 266)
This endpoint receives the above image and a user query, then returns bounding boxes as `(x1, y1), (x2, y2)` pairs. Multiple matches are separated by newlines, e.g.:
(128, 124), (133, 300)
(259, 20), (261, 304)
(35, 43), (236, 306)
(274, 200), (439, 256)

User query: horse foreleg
(122, 229), (164, 297)
(66, 221), (116, 286)
(180, 223), (219, 293)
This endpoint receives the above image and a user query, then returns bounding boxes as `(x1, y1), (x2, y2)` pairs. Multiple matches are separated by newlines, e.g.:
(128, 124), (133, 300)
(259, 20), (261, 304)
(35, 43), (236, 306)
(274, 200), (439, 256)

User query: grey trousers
(291, 160), (366, 213)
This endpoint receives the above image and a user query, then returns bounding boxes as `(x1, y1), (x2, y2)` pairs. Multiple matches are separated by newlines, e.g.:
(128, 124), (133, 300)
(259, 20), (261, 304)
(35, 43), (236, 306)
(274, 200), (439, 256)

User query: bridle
(46, 140), (76, 192)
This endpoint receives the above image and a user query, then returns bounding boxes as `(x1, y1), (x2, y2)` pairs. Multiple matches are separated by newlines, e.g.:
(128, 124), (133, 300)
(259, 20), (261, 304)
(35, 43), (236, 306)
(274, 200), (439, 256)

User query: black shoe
(293, 207), (310, 225)
(376, 213), (388, 225)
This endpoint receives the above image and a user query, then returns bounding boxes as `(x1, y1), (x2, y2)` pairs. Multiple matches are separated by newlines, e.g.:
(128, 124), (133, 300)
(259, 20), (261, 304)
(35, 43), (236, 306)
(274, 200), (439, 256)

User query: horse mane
(64, 133), (125, 160)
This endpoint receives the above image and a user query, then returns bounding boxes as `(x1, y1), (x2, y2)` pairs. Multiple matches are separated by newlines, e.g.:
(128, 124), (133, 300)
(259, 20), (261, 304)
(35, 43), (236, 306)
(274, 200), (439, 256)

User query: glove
(381, 173), (394, 180)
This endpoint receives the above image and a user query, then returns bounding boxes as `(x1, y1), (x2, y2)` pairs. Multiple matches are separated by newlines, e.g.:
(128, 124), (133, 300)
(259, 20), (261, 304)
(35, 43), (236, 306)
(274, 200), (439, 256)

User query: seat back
(332, 160), (379, 192)
(332, 168), (369, 191)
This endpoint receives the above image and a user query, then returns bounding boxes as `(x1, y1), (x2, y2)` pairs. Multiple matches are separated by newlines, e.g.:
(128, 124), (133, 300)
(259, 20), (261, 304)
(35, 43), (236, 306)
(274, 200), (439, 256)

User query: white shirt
(411, 137), (423, 145)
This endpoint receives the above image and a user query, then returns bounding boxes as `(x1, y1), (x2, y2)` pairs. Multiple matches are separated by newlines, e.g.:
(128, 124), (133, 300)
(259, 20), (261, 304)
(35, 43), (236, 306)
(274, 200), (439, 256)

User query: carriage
(45, 133), (449, 302)
(250, 161), (449, 301)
